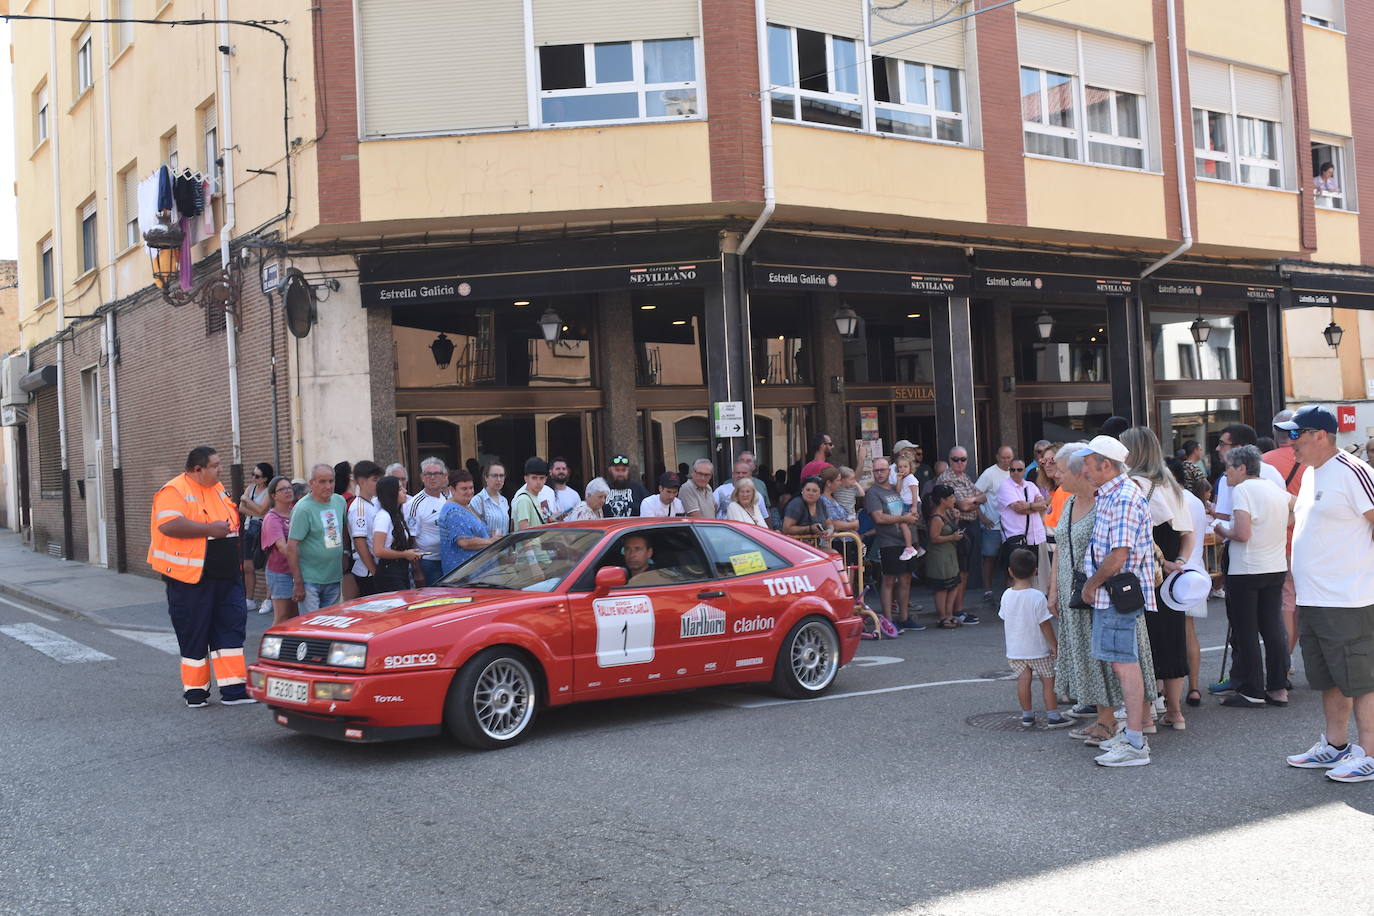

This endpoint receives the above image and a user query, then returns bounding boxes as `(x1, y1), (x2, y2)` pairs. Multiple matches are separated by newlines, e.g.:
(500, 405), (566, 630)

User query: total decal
(762, 574), (814, 597)
(302, 615), (360, 629)
(679, 603), (726, 639)
(733, 615), (775, 634)
(383, 652), (439, 669)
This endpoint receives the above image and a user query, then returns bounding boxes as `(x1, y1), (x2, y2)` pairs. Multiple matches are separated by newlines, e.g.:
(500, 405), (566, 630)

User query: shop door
(894, 403), (936, 457)
(80, 367), (107, 566)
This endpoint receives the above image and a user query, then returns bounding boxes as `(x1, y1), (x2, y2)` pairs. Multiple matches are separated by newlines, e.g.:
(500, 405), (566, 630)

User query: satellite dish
(282, 268), (316, 339)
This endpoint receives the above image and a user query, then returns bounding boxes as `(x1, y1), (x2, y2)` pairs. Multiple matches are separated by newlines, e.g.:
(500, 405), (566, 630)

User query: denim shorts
(264, 569), (294, 601)
(980, 525), (1003, 557)
(1091, 605), (1142, 664)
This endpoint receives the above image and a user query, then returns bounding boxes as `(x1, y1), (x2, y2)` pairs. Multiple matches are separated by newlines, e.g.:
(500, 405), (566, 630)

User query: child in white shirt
(999, 547), (1070, 728)
(894, 455), (925, 562)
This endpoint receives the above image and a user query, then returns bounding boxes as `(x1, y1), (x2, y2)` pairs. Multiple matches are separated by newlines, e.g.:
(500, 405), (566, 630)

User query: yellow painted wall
(1304, 25), (1351, 135)
(1024, 0), (1153, 41)
(1024, 157), (1166, 241)
(1313, 208), (1361, 265)
(8, 1), (319, 344)
(1194, 181), (1300, 253)
(357, 123), (713, 224)
(771, 125), (986, 223)
(1185, 0), (1288, 70)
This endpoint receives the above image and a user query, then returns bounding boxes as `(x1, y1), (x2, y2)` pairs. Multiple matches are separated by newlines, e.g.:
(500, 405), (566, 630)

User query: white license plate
(266, 677), (310, 704)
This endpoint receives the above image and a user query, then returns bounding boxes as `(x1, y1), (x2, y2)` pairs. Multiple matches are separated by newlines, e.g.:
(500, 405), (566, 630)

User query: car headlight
(328, 641), (367, 668)
(260, 636), (282, 660)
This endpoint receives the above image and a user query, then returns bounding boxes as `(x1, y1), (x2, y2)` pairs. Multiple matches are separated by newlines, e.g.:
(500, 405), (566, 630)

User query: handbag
(249, 514), (268, 570)
(1090, 541), (1146, 614)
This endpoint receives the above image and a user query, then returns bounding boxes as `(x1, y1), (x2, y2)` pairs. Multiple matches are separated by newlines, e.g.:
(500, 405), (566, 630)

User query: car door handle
(697, 590), (726, 599)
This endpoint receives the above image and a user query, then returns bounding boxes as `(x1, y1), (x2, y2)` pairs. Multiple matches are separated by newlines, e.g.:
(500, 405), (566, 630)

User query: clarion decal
(734, 616), (775, 634)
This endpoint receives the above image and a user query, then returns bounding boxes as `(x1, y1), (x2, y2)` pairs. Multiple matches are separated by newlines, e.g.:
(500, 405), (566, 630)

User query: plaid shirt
(934, 470), (979, 522)
(1085, 473), (1157, 613)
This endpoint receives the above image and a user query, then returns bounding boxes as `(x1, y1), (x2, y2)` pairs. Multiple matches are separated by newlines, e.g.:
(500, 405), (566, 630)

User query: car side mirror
(594, 566), (628, 595)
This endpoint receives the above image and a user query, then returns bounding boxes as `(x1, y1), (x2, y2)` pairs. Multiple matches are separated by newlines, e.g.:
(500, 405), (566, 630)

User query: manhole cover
(965, 711), (1071, 732)
(979, 668), (1018, 681)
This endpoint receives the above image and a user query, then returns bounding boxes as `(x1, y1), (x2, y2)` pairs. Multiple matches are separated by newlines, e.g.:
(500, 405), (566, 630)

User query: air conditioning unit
(1, 353), (30, 409)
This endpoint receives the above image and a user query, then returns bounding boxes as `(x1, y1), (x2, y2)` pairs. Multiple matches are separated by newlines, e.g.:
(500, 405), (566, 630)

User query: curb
(0, 572), (172, 633)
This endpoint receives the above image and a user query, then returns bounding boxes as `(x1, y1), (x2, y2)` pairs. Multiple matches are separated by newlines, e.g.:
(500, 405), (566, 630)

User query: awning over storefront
(745, 233), (971, 296)
(18, 365), (58, 393)
(1285, 272), (1374, 308)
(1144, 265), (1281, 304)
(971, 251), (1139, 301)
(358, 230), (722, 307)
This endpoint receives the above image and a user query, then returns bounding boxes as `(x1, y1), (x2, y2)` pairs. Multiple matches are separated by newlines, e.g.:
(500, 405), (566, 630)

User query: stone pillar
(933, 296), (979, 469)
(1250, 298), (1283, 425)
(809, 292), (848, 467)
(597, 290), (641, 465)
(1109, 295), (1147, 423)
(992, 304), (1017, 456)
(366, 305), (399, 464)
(706, 238), (754, 473)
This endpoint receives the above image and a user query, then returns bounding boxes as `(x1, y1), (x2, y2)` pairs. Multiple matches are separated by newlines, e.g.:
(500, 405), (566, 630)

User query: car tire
(444, 647), (539, 750)
(770, 615), (841, 699)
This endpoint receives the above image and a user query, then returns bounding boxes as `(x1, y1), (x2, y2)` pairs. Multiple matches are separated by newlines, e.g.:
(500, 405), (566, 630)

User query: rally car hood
(272, 587), (547, 638)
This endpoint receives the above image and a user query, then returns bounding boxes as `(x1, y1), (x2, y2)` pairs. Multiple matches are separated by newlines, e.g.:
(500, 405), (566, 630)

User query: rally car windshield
(438, 528), (604, 592)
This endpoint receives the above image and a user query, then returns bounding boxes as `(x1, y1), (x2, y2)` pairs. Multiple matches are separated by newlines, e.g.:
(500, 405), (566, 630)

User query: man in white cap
(1075, 434), (1158, 767)
(1263, 408), (1306, 655)
(1277, 405), (1374, 782)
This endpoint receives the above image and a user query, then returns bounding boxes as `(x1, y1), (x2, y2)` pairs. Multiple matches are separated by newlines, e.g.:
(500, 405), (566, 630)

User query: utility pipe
(218, 2), (244, 495)
(100, 0), (123, 570)
(48, 2), (73, 559)
(1140, 0), (1193, 279)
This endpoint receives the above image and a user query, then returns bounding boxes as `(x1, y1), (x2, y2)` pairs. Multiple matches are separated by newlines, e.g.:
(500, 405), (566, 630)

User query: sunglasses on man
(1287, 428), (1319, 441)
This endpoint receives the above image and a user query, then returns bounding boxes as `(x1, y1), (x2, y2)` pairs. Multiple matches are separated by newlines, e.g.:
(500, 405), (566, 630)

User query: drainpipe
(100, 0), (125, 570)
(48, 3), (73, 560)
(1140, 0), (1193, 280)
(218, 3), (244, 500)
(732, 0), (775, 460)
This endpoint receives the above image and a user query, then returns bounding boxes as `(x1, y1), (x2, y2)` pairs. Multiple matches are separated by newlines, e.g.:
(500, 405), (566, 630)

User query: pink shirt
(261, 508), (292, 574)
(996, 478), (1046, 545)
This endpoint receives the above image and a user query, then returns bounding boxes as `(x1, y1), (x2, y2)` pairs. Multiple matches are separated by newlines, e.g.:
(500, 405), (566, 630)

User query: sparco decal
(763, 575), (814, 597)
(680, 603), (727, 638)
(383, 652), (438, 669)
(303, 615), (360, 629)
(734, 616), (776, 634)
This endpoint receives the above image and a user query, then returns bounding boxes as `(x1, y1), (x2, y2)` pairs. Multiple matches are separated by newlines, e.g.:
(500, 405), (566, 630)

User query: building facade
(6, 0), (1374, 574)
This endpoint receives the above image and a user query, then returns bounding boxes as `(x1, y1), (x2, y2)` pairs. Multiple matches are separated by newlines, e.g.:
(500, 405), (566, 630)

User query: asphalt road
(3, 594), (1372, 915)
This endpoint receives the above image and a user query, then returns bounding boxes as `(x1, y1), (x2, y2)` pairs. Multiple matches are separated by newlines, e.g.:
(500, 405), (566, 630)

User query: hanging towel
(156, 165), (174, 214)
(137, 173), (161, 239)
(200, 181), (215, 238)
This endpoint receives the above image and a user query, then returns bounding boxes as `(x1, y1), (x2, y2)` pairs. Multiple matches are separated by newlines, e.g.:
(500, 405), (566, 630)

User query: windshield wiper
(457, 580), (514, 590)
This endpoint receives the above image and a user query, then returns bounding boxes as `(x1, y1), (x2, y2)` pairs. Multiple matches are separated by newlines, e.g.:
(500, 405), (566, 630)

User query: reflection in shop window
(1020, 400), (1115, 453)
(750, 298), (812, 385)
(843, 308), (933, 384)
(1158, 397), (1243, 463)
(392, 301), (594, 389)
(633, 293), (706, 386)
(1150, 312), (1241, 380)
(1013, 307), (1109, 382)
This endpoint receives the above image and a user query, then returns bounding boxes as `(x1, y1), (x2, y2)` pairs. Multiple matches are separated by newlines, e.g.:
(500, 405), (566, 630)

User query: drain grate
(965, 711), (1072, 732)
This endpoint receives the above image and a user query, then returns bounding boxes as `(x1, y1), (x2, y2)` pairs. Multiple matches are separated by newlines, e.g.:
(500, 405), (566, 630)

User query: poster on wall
(859, 407), (880, 441)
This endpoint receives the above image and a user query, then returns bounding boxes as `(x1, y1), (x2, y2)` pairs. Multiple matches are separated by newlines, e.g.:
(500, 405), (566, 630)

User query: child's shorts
(1008, 656), (1055, 679)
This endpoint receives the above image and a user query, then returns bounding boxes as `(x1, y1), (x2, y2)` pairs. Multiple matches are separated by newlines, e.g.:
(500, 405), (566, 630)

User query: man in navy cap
(1279, 406), (1374, 782)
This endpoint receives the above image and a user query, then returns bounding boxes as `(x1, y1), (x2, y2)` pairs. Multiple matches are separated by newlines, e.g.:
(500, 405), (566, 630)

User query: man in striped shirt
(1077, 435), (1157, 767)
(1279, 406), (1374, 783)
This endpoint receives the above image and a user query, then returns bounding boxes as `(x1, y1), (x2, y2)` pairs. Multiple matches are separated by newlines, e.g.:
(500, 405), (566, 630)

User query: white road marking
(724, 677), (998, 709)
(0, 595), (60, 622)
(110, 629), (181, 655)
(0, 622), (114, 663)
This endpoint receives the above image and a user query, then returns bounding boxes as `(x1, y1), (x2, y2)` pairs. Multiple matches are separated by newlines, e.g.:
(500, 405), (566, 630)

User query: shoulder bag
(997, 484), (1034, 569)
(1067, 498), (1093, 610)
(1088, 539), (1146, 614)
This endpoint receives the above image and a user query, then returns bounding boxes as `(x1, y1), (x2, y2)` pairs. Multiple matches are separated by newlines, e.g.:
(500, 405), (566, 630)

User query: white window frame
(40, 236), (54, 302)
(1192, 63), (1286, 190)
(1300, 0), (1345, 31)
(115, 0), (135, 54)
(536, 38), (705, 128)
(202, 104), (220, 192)
(163, 129), (179, 174)
(1311, 135), (1355, 212)
(872, 57), (966, 144)
(119, 164), (140, 250)
(1083, 86), (1145, 168)
(80, 200), (98, 274)
(1193, 107), (1232, 181)
(767, 25), (864, 132)
(34, 83), (49, 146)
(75, 30), (93, 97)
(1021, 66), (1079, 160)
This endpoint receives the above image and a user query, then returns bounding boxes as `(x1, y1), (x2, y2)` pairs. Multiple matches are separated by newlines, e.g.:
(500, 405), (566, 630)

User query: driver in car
(622, 534), (655, 584)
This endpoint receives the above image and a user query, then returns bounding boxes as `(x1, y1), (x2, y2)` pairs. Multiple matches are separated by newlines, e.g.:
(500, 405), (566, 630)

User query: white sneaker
(258, 598), (273, 615)
(1327, 748), (1374, 783)
(899, 547), (918, 561)
(1095, 739), (1151, 767)
(1209, 587), (1226, 599)
(1152, 696), (1167, 715)
(1286, 734), (1357, 769)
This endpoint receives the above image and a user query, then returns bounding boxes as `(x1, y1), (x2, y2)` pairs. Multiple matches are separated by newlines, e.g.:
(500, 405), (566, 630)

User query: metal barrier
(787, 531), (878, 630)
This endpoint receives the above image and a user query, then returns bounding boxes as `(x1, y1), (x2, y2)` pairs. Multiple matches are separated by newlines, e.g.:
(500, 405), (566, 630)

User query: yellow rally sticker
(729, 551), (767, 575)
(408, 597), (473, 610)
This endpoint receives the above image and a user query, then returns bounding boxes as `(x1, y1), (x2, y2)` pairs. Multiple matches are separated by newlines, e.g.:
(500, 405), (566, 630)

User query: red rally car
(247, 518), (864, 748)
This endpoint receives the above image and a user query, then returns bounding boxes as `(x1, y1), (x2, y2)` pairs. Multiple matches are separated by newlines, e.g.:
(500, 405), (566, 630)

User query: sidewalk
(0, 530), (172, 631)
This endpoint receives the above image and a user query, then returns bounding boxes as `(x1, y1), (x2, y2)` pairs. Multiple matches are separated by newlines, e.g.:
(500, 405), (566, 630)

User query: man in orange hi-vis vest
(148, 446), (257, 708)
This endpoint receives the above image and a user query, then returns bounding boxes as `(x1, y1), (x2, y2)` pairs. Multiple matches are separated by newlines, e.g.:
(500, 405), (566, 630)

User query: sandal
(1160, 716), (1187, 730)
(1077, 722), (1118, 746)
(1186, 689), (1202, 707)
(937, 617), (961, 629)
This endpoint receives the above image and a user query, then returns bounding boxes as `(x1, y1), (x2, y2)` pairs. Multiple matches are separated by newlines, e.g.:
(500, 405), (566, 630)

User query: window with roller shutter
(1189, 56), (1287, 190)
(35, 387), (61, 496)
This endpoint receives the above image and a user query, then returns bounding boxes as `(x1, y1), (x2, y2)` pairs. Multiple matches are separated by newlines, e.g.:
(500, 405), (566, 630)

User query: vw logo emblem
(296, 642), (308, 661)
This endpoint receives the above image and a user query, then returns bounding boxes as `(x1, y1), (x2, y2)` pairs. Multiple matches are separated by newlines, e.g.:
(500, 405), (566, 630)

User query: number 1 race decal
(592, 595), (655, 667)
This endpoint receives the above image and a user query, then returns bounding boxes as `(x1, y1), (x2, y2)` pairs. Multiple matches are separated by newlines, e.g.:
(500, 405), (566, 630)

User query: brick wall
(1344, 0), (1374, 264)
(975, 0), (1027, 226)
(313, 0), (362, 225)
(703, 0), (765, 204)
(24, 259), (292, 575)
(1152, 1), (1196, 243)
(1285, 0), (1318, 253)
